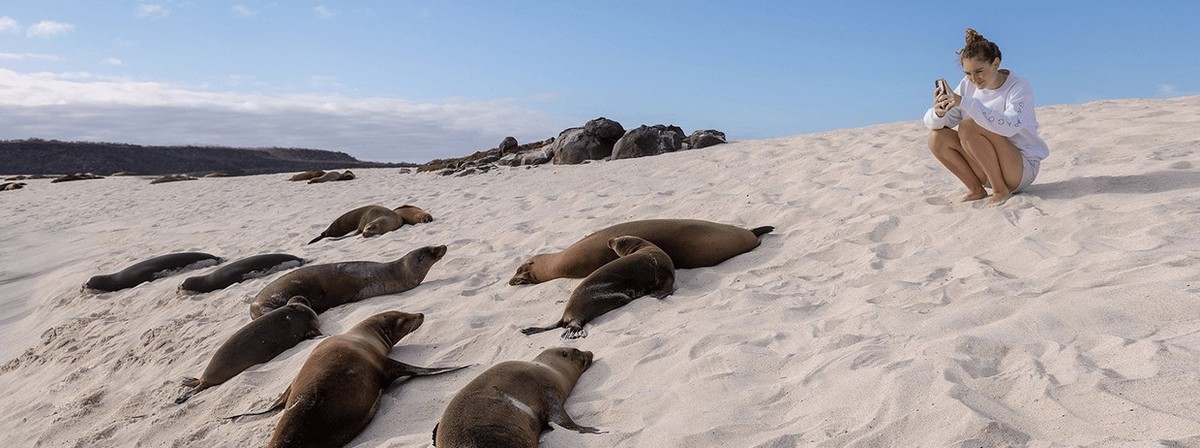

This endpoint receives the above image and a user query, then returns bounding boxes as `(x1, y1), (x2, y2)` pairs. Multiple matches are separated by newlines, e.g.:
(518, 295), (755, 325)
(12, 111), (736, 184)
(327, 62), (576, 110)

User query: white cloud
(101, 58), (124, 66)
(26, 21), (75, 38)
(0, 16), (18, 33)
(0, 52), (60, 61)
(232, 4), (257, 18)
(0, 69), (566, 163)
(314, 5), (336, 19)
(1157, 84), (1176, 96)
(135, 4), (171, 19)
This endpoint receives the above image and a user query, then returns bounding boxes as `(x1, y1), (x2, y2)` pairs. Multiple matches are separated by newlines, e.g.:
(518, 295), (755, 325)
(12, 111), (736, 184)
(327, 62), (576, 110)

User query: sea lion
(509, 219), (774, 285)
(289, 170), (326, 181)
(230, 311), (467, 448)
(84, 252), (223, 292)
(1, 182), (26, 191)
(51, 173), (104, 183)
(249, 245), (447, 318)
(149, 174), (198, 184)
(394, 204), (434, 224)
(433, 347), (601, 447)
(307, 171), (342, 184)
(175, 297), (322, 404)
(179, 253), (305, 294)
(308, 205), (432, 244)
(521, 236), (675, 339)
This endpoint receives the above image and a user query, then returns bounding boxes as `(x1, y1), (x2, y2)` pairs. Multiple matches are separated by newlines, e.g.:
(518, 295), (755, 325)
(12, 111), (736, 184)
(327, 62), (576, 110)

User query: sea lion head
(364, 310), (425, 346)
(362, 217), (391, 238)
(534, 346), (594, 375)
(82, 275), (117, 293)
(394, 245), (447, 285)
(607, 235), (652, 257)
(508, 255), (546, 285)
(282, 296), (323, 338)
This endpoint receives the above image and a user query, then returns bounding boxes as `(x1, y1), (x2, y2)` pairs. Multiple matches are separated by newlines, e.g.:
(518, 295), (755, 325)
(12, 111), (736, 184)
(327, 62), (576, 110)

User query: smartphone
(936, 79), (951, 96)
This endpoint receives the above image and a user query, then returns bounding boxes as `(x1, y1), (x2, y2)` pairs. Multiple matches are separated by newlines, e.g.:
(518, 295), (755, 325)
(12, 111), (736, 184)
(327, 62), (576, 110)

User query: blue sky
(1, 1), (1196, 163)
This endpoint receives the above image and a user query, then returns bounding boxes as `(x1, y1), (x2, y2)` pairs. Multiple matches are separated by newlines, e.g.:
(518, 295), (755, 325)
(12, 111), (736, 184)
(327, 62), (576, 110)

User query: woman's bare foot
(984, 190), (1012, 206)
(958, 191), (988, 202)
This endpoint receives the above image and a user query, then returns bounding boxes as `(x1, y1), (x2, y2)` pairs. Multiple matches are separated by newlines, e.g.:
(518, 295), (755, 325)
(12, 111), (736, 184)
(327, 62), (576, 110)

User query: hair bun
(965, 28), (985, 45)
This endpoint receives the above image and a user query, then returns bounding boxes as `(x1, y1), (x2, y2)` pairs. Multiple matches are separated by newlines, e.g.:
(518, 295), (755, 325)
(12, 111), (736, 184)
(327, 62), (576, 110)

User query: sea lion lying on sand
(249, 245), (446, 318)
(434, 347), (601, 447)
(307, 205), (433, 244)
(510, 218), (773, 285)
(522, 236), (675, 339)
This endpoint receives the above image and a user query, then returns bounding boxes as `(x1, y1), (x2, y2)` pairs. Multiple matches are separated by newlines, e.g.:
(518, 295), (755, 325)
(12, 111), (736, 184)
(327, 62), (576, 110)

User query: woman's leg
(927, 128), (987, 201)
(956, 118), (1025, 206)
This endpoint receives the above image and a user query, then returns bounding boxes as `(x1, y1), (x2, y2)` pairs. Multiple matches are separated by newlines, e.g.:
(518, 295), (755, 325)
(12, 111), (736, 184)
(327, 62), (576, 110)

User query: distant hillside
(0, 139), (414, 176)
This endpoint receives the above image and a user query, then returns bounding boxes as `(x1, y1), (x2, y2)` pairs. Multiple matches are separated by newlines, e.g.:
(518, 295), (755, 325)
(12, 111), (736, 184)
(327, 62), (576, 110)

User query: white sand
(2, 96), (1199, 447)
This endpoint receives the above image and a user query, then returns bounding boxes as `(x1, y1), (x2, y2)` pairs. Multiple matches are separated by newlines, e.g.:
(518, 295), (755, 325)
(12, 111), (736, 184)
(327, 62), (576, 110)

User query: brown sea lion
(84, 252), (223, 292)
(521, 236), (675, 339)
(509, 219), (773, 285)
(249, 245), (446, 318)
(308, 205), (432, 244)
(51, 173), (104, 183)
(433, 347), (601, 447)
(230, 311), (467, 448)
(175, 297), (322, 404)
(1, 182), (27, 191)
(394, 204), (434, 224)
(289, 170), (326, 181)
(307, 171), (343, 184)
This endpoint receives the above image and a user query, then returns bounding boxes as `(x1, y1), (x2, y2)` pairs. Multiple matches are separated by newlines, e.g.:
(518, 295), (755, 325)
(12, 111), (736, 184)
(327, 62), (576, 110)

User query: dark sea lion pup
(249, 245), (447, 318)
(175, 297), (322, 404)
(433, 347), (601, 447)
(522, 236), (675, 339)
(84, 252), (223, 292)
(229, 311), (467, 448)
(179, 253), (305, 294)
(509, 218), (773, 285)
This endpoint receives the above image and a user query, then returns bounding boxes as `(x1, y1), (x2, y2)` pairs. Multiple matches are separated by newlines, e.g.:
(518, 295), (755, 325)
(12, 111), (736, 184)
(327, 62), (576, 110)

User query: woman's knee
(958, 118), (980, 137)
(927, 128), (955, 152)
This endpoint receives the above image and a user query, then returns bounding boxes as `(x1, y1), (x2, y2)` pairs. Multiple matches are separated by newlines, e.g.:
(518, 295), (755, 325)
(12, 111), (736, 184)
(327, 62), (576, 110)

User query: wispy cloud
(135, 4), (171, 19)
(0, 52), (61, 61)
(26, 21), (74, 38)
(1157, 84), (1177, 96)
(101, 58), (124, 66)
(0, 16), (18, 33)
(0, 69), (566, 163)
(313, 5), (336, 19)
(232, 4), (257, 18)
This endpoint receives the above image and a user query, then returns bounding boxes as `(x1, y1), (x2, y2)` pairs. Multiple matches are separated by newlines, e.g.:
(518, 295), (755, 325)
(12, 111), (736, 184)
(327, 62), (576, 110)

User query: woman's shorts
(1014, 156), (1040, 194)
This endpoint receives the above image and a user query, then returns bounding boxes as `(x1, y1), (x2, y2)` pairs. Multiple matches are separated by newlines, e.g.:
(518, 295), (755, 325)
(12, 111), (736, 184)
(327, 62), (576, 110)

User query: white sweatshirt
(923, 70), (1050, 162)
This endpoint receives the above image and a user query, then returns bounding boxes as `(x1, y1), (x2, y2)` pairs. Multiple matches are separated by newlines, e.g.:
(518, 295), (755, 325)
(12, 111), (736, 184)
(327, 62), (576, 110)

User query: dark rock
(689, 130), (727, 149)
(583, 117), (625, 142)
(612, 125), (686, 160)
(499, 136), (519, 152)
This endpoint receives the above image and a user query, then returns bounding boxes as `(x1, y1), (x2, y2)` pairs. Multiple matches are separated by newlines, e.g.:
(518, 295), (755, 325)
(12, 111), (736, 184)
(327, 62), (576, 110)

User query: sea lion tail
(751, 226), (775, 237)
(520, 321), (564, 336)
(307, 234), (325, 245)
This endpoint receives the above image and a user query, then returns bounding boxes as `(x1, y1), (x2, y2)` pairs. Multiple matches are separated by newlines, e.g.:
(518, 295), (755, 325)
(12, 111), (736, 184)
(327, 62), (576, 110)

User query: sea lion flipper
(751, 226), (775, 237)
(520, 320), (564, 336)
(225, 386), (290, 420)
(561, 323), (587, 340)
(307, 234), (326, 245)
(546, 400), (604, 434)
(384, 359), (468, 381)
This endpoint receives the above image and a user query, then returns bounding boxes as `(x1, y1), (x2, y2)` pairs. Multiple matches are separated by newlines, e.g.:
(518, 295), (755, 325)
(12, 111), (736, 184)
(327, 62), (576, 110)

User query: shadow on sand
(1024, 170), (1200, 200)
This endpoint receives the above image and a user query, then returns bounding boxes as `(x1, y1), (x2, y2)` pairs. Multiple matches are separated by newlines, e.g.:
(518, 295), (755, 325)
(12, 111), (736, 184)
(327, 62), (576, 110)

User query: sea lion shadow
(1023, 170), (1200, 200)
